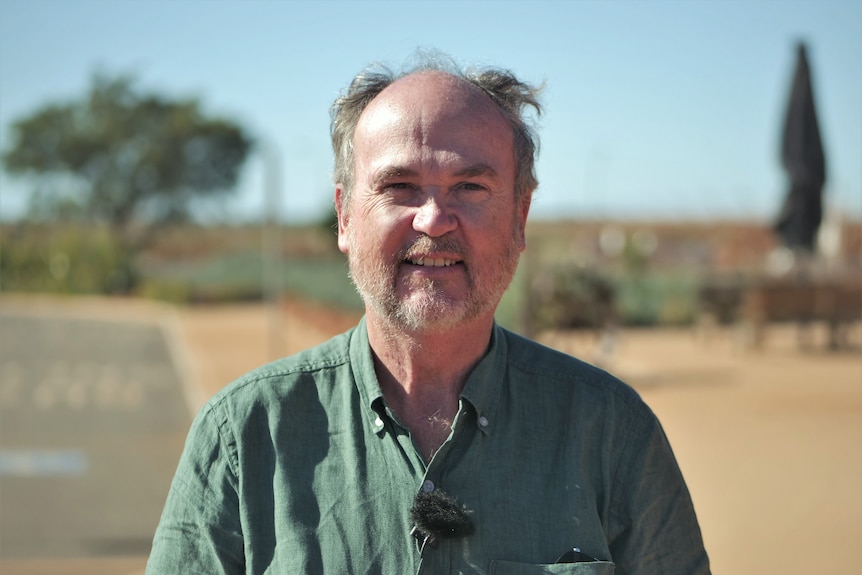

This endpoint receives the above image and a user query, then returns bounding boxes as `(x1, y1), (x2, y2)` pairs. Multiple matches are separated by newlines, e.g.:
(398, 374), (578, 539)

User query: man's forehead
(360, 71), (499, 126)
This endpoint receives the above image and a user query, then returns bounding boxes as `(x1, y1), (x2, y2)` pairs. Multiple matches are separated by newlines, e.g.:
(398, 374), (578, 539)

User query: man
(147, 55), (710, 574)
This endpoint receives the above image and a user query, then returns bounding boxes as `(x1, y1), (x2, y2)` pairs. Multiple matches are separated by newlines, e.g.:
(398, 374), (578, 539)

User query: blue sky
(1, 0), (860, 223)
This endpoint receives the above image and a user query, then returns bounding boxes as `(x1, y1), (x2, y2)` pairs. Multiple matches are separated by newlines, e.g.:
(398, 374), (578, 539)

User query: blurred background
(0, 1), (859, 574)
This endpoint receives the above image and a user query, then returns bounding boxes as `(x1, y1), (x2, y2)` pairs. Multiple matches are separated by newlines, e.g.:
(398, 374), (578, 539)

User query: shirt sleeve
(146, 402), (245, 574)
(606, 402), (711, 575)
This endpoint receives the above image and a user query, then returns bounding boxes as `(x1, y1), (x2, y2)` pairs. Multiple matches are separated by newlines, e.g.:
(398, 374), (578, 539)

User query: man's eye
(385, 182), (415, 191)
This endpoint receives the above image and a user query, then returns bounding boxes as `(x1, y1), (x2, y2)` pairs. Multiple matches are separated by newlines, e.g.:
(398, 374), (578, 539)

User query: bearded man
(147, 54), (710, 575)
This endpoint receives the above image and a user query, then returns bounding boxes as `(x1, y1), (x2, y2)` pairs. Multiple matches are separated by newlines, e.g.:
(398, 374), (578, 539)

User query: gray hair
(330, 52), (543, 203)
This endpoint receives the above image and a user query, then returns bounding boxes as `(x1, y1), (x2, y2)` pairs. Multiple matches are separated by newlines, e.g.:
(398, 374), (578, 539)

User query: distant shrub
(0, 224), (134, 294)
(614, 273), (697, 327)
(136, 279), (193, 304)
(526, 264), (616, 332)
(281, 258), (363, 311)
(137, 248), (363, 310)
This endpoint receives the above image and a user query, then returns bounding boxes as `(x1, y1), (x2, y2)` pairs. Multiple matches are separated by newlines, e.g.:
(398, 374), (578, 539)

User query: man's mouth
(406, 257), (460, 267)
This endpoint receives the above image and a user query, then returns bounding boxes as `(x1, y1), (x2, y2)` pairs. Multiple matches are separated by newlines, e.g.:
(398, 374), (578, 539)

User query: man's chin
(389, 296), (471, 333)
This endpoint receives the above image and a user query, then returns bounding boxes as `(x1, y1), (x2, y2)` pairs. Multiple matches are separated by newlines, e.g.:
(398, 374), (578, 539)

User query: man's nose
(412, 192), (457, 237)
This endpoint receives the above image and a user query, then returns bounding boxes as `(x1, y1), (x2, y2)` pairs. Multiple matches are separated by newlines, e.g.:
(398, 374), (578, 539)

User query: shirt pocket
(490, 559), (615, 575)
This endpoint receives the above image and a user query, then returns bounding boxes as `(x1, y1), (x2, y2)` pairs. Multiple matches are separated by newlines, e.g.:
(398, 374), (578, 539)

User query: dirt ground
(2, 295), (860, 574)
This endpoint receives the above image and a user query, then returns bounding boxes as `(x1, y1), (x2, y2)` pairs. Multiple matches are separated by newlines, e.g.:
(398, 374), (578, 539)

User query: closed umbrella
(774, 41), (826, 252)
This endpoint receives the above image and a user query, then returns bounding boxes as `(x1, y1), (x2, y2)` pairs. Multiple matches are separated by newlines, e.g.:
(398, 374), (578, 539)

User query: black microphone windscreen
(410, 489), (474, 541)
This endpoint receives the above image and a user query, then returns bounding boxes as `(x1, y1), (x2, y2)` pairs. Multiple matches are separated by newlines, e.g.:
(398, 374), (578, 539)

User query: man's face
(336, 71), (530, 333)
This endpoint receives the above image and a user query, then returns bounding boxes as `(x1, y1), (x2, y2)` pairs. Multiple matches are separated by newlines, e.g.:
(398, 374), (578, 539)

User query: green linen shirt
(147, 318), (710, 575)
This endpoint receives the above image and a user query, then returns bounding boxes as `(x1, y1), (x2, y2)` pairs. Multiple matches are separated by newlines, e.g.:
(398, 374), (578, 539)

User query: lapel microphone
(410, 488), (475, 552)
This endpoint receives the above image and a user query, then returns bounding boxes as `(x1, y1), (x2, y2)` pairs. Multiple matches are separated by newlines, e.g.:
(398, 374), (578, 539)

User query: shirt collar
(349, 317), (509, 437)
(459, 322), (507, 436)
(348, 317), (388, 434)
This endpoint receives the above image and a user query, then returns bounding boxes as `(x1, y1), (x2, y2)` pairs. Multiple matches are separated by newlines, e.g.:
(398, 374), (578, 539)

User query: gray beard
(347, 232), (520, 333)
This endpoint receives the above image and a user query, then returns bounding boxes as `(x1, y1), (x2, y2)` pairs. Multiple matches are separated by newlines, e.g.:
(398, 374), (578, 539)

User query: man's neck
(365, 312), (494, 461)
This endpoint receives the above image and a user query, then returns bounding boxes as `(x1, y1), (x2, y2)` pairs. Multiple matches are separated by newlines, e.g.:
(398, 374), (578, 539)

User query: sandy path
(170, 299), (360, 410)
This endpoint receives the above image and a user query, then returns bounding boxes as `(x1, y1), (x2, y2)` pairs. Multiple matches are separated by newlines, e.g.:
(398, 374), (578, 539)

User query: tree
(3, 71), (253, 244)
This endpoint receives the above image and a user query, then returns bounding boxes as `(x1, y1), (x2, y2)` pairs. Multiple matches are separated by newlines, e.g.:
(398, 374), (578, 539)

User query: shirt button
(421, 479), (435, 493)
(478, 416), (489, 428)
(373, 416), (383, 427)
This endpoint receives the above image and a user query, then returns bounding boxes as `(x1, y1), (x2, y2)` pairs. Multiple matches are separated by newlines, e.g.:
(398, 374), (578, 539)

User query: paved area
(0, 303), (191, 574)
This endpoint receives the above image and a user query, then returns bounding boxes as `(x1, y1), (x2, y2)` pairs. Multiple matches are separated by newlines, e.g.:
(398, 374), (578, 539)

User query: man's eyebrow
(371, 166), (419, 188)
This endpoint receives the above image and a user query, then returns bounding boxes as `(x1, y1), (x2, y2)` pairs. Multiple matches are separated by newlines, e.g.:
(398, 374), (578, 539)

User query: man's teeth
(409, 257), (457, 267)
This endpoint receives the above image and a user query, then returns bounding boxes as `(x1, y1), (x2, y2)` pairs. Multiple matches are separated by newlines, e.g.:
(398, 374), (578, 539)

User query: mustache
(400, 236), (466, 261)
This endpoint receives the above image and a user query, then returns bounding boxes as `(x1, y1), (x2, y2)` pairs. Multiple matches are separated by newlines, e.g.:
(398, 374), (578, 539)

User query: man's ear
(335, 184), (350, 255)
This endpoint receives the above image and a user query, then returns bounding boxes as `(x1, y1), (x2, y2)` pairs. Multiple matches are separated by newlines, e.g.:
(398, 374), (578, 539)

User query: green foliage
(2, 72), (252, 240)
(494, 262), (528, 331)
(138, 249), (363, 309)
(1, 224), (134, 294)
(613, 273), (697, 327)
(1, 223), (362, 310)
(281, 258), (363, 311)
(138, 252), (265, 304)
(0, 221), (700, 328)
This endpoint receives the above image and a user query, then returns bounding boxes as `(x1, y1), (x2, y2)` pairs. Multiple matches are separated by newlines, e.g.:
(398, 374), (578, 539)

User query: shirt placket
(413, 400), (480, 575)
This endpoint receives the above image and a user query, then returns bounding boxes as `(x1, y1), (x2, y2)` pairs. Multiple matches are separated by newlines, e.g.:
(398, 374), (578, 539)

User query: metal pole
(261, 140), (284, 360)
